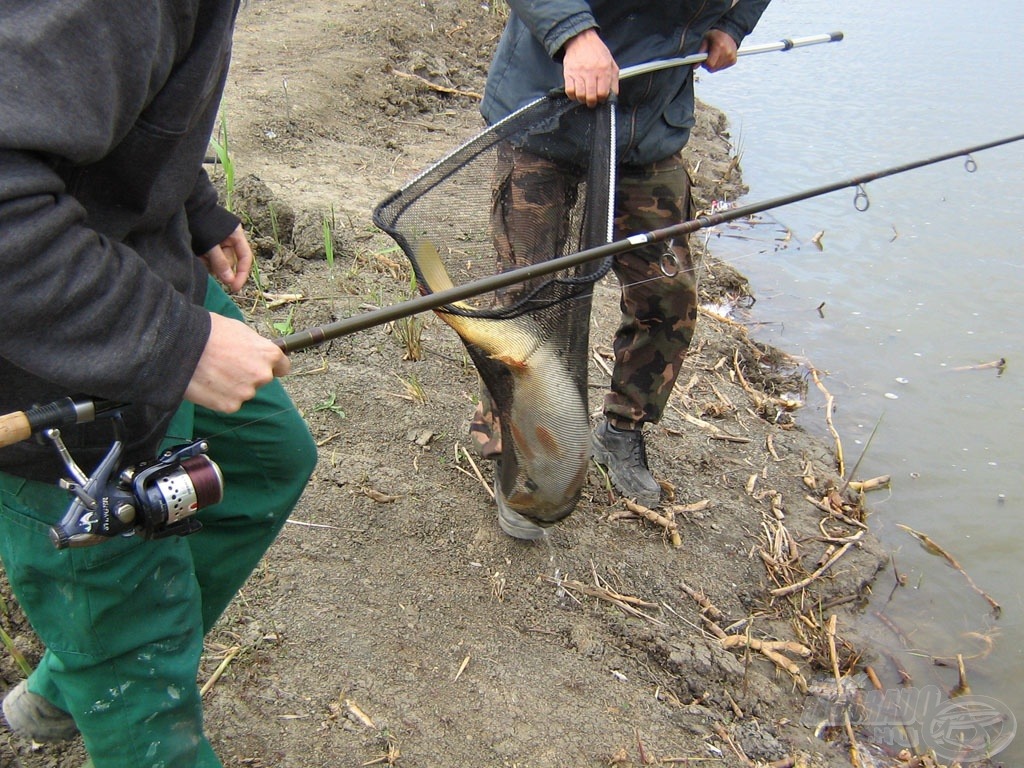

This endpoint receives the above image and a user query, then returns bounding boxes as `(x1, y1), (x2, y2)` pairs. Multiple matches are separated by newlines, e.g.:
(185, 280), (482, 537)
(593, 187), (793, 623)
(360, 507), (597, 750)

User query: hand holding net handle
(619, 31), (844, 81)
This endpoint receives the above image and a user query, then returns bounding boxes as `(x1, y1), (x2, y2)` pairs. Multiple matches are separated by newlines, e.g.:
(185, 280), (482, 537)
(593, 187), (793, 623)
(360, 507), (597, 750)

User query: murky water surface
(700, 0), (1024, 760)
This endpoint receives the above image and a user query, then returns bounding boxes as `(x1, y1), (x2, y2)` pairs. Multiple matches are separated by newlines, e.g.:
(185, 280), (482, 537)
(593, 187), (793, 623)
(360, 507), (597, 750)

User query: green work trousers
(0, 279), (318, 767)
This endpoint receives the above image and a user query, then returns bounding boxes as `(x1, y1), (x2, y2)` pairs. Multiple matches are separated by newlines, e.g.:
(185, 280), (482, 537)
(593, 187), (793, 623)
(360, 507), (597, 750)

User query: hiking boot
(591, 420), (661, 508)
(3, 680), (79, 743)
(494, 476), (546, 541)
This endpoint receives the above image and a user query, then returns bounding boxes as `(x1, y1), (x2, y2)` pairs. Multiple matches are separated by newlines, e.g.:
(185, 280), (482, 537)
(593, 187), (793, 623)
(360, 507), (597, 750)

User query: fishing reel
(46, 422), (224, 549)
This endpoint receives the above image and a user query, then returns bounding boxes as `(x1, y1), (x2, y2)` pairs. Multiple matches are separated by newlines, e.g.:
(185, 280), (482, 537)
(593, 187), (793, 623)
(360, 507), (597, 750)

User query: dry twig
(896, 524), (1001, 617)
(808, 367), (844, 477)
(541, 574), (665, 626)
(201, 645), (242, 697)
(621, 499), (682, 547)
(390, 68), (482, 100)
(770, 531), (864, 597)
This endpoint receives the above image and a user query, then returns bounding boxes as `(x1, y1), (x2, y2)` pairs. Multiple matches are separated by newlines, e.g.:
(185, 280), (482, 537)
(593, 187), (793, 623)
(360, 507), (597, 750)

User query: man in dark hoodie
(471, 1), (769, 538)
(0, 2), (317, 766)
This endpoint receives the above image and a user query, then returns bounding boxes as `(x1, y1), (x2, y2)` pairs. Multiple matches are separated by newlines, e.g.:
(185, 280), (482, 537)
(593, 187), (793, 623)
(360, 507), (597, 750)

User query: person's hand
(199, 224), (253, 293)
(184, 313), (290, 412)
(562, 29), (619, 107)
(699, 29), (739, 72)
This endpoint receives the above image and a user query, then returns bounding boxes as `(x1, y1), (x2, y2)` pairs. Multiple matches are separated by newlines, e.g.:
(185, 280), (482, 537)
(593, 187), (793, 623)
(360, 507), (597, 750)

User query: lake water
(698, 0), (1024, 761)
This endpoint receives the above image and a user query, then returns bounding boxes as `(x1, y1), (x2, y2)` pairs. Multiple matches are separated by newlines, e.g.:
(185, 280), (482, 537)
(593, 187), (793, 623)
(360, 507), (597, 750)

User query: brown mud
(5, 2), (962, 767)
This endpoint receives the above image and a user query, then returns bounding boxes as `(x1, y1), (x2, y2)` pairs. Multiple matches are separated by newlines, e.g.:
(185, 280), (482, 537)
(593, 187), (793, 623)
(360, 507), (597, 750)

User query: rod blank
(277, 131), (1024, 354)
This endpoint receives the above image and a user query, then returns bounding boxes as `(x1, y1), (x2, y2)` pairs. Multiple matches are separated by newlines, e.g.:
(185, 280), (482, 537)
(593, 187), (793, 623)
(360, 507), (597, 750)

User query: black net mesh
(373, 94), (616, 525)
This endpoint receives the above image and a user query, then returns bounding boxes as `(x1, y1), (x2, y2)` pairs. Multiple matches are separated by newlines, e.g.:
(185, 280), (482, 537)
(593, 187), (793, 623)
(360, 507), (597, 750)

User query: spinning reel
(45, 415), (224, 549)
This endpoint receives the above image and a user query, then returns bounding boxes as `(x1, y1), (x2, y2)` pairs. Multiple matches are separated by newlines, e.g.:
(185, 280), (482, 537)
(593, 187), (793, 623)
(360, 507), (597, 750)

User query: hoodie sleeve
(0, 151), (211, 412)
(503, 0), (598, 58)
(186, 168), (242, 256)
(0, 1), (216, 411)
(712, 0), (772, 45)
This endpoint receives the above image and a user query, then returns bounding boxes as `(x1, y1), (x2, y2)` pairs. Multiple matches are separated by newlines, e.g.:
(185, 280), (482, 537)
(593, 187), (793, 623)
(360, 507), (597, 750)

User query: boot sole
(495, 487), (546, 541)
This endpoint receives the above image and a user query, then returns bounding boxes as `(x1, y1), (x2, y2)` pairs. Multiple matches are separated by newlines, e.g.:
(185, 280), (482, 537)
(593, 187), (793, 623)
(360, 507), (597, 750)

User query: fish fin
(415, 240), (455, 292)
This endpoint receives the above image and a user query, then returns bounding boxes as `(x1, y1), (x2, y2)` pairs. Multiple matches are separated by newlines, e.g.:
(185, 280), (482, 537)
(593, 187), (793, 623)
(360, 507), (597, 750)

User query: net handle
(619, 31), (844, 80)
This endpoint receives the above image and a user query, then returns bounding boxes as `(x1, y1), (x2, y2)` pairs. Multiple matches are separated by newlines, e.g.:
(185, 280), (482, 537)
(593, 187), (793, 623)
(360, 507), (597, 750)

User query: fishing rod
(4, 130), (1022, 444)
(620, 31), (844, 80)
(277, 131), (1024, 354)
(5, 132), (1022, 546)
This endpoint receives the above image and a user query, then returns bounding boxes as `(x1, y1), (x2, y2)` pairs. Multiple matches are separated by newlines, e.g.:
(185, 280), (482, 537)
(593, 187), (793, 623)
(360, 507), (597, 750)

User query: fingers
(701, 29), (738, 72)
(200, 225), (253, 293)
(185, 314), (290, 413)
(564, 72), (616, 108)
(222, 225), (254, 288)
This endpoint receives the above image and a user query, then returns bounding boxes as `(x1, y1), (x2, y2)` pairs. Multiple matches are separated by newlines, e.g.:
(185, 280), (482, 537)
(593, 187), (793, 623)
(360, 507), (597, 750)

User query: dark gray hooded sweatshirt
(0, 0), (241, 481)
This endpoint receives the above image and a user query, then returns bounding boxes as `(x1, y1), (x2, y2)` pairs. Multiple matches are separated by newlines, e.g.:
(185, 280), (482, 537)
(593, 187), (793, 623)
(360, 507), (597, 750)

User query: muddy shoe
(494, 477), (546, 541)
(3, 680), (79, 743)
(591, 419), (661, 508)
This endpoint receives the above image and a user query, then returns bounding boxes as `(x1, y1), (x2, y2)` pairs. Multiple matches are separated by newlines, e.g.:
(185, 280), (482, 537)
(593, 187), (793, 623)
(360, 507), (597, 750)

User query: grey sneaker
(591, 420), (661, 508)
(3, 680), (79, 743)
(494, 476), (546, 541)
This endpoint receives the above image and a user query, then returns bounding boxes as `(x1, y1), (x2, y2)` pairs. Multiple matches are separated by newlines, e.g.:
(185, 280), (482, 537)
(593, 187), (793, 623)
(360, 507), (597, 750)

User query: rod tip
(830, 31), (845, 42)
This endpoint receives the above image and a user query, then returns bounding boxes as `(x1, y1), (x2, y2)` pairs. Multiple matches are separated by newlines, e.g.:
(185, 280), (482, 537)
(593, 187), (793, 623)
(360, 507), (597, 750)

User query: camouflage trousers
(470, 146), (699, 457)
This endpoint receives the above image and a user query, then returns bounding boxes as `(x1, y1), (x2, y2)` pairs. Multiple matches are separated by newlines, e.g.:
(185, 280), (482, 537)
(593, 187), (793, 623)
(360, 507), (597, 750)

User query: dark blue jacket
(482, 0), (770, 166)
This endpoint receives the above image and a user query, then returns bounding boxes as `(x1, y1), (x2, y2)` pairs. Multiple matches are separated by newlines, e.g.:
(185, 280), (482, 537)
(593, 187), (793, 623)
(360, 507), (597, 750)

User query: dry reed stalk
(453, 654), (471, 682)
(720, 636), (811, 657)
(804, 494), (868, 530)
(950, 653), (971, 697)
(622, 499), (682, 547)
(201, 645), (242, 697)
(679, 579), (726, 622)
(808, 367), (844, 477)
(344, 698), (377, 728)
(262, 291), (305, 308)
(847, 475), (891, 493)
(591, 349), (613, 378)
(896, 524), (1002, 617)
(666, 500), (710, 515)
(948, 357), (1006, 373)
(540, 574), (666, 626)
(712, 722), (754, 766)
(390, 68), (483, 100)
(730, 349), (803, 413)
(770, 531), (864, 598)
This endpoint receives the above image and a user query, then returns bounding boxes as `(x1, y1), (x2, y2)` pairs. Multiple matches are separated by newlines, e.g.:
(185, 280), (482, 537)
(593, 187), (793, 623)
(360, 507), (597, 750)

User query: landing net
(373, 94), (616, 525)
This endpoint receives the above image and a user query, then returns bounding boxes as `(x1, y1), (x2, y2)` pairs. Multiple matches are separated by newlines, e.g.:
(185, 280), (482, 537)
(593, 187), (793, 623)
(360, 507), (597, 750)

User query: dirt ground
(1, 1), (922, 766)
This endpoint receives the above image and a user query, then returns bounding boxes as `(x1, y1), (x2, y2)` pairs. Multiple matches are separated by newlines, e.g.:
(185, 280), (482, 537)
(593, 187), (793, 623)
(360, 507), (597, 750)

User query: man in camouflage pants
(475, 0), (769, 535)
(471, 144), (698, 522)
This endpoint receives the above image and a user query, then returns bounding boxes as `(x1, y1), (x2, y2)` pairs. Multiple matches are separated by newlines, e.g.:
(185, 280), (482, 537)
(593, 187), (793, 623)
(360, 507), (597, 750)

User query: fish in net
(372, 94), (616, 528)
